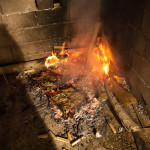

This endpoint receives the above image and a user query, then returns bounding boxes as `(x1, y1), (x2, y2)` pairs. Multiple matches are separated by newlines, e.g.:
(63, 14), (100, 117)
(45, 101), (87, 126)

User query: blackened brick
(141, 10), (150, 40)
(54, 7), (69, 23)
(131, 52), (150, 85)
(131, 51), (143, 74)
(36, 9), (55, 25)
(55, 23), (65, 38)
(0, 46), (14, 65)
(125, 24), (137, 48)
(140, 61), (150, 86)
(37, 7), (69, 25)
(35, 0), (54, 10)
(127, 68), (138, 93)
(11, 40), (54, 61)
(0, 0), (37, 15)
(144, 0), (150, 9)
(9, 25), (56, 44)
(145, 40), (150, 64)
(64, 22), (74, 38)
(61, 0), (69, 7)
(134, 31), (146, 57)
(137, 79), (150, 108)
(2, 12), (37, 30)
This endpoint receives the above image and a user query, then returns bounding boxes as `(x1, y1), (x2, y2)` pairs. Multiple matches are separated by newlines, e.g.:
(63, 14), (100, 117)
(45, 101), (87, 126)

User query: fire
(99, 43), (110, 75)
(59, 42), (66, 55)
(45, 51), (59, 68)
(45, 42), (67, 68)
(92, 41), (110, 76)
(103, 62), (109, 75)
(45, 38), (111, 76)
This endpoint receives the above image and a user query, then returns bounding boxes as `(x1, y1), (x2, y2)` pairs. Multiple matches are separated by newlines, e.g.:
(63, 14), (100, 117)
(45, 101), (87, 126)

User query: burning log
(104, 78), (141, 132)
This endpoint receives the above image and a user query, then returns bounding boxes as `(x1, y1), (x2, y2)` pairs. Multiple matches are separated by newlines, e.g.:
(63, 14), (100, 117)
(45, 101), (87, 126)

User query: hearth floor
(0, 72), (140, 150)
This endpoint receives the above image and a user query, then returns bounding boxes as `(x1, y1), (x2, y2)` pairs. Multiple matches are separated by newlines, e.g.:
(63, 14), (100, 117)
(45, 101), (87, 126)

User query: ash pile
(17, 67), (109, 138)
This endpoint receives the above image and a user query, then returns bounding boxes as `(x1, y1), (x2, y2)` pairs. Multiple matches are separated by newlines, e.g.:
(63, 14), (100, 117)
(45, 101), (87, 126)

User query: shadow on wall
(0, 24), (24, 66)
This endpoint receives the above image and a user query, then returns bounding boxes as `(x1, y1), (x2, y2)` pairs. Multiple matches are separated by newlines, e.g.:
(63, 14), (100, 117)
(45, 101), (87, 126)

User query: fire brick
(2, 12), (37, 30)
(11, 40), (54, 62)
(145, 40), (150, 65)
(131, 51), (150, 86)
(0, 0), (37, 15)
(36, 9), (55, 25)
(35, 0), (54, 10)
(9, 25), (56, 44)
(0, 46), (14, 65)
(127, 68), (138, 93)
(141, 10), (150, 40)
(36, 7), (69, 26)
(134, 31), (146, 57)
(137, 79), (150, 108)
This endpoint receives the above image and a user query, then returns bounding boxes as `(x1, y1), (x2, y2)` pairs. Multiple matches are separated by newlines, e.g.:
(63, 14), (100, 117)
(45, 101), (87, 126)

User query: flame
(59, 42), (66, 55)
(99, 43), (110, 75)
(45, 51), (59, 68)
(45, 42), (68, 68)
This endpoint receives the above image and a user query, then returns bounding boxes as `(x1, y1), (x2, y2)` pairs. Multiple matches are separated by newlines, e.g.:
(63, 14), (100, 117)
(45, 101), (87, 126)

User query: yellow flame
(45, 52), (59, 68)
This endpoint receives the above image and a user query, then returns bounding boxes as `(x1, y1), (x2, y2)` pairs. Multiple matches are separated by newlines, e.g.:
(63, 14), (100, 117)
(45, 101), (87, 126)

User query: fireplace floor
(0, 65), (150, 149)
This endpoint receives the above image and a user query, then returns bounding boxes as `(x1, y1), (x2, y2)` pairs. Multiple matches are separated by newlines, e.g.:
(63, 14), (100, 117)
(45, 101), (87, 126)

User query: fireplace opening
(0, 0), (150, 150)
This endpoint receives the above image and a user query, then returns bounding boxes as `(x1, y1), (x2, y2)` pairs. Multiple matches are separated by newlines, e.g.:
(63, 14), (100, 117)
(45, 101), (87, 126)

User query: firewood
(111, 78), (146, 128)
(56, 136), (70, 143)
(111, 79), (136, 106)
(48, 131), (56, 139)
(71, 136), (85, 146)
(104, 78), (141, 132)
(67, 132), (73, 142)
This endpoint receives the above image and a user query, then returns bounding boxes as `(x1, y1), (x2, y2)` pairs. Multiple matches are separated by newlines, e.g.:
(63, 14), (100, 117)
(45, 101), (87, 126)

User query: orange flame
(59, 42), (66, 55)
(45, 50), (59, 67)
(99, 43), (110, 75)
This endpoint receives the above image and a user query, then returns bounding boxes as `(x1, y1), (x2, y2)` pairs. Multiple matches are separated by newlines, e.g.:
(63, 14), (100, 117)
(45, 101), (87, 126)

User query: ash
(17, 68), (108, 137)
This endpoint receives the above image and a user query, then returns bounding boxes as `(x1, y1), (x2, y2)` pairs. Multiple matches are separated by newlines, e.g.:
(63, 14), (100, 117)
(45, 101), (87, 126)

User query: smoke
(67, 0), (101, 48)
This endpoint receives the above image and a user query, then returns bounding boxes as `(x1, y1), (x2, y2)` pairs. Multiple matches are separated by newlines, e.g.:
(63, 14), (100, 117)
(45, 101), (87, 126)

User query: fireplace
(0, 0), (150, 149)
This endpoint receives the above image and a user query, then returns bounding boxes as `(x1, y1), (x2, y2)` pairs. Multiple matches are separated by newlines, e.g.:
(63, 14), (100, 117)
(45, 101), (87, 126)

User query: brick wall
(101, 0), (150, 108)
(0, 0), (89, 65)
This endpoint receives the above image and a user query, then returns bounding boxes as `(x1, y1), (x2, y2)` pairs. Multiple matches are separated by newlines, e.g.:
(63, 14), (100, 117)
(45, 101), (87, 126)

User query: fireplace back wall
(0, 0), (91, 66)
(101, 0), (150, 108)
